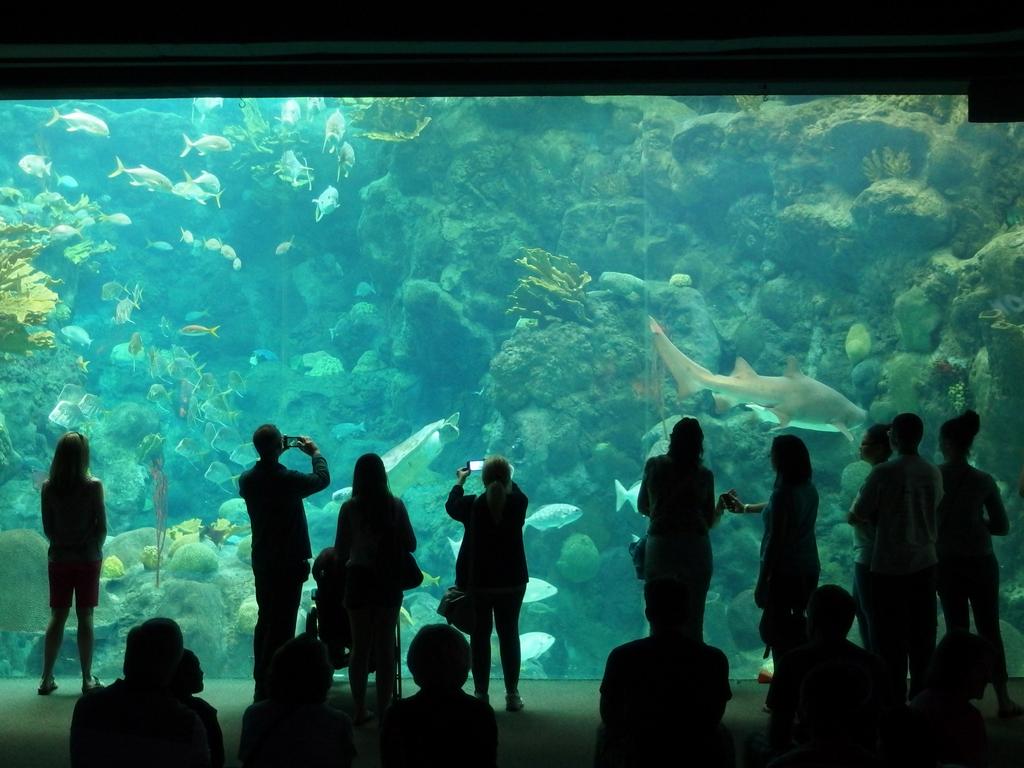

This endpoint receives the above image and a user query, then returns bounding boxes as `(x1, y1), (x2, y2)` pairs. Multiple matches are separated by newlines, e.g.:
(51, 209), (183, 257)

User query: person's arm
(756, 491), (790, 609)
(445, 469), (473, 523)
(983, 474), (1010, 536)
(637, 460), (652, 518)
(92, 482), (107, 547)
(288, 439), (330, 497)
(849, 467), (881, 525)
(41, 484), (54, 541)
(394, 499), (417, 552)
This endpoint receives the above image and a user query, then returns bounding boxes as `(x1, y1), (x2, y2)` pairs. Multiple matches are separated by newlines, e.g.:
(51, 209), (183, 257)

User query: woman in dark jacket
(39, 430), (106, 696)
(335, 453), (416, 725)
(446, 455), (528, 712)
(726, 434), (820, 660)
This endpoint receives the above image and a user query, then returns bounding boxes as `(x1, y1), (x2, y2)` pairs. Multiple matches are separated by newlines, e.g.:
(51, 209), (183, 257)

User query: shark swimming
(650, 317), (866, 440)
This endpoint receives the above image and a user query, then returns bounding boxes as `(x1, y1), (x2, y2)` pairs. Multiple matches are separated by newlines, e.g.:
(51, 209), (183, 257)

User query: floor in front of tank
(1, 678), (1022, 767)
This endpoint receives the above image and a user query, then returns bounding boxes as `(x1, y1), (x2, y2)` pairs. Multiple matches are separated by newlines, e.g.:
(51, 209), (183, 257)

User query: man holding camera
(240, 424), (330, 702)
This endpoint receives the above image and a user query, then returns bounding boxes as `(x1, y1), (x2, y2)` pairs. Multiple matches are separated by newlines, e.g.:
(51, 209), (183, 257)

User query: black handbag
(437, 586), (474, 633)
(398, 549), (424, 591)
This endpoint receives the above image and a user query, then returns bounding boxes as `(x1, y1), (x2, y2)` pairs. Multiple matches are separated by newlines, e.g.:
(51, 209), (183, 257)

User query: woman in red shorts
(38, 431), (106, 695)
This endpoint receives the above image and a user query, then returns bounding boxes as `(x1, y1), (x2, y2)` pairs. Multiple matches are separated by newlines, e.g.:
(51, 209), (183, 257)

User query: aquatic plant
(0, 222), (59, 353)
(862, 147), (912, 183)
(350, 97), (431, 142)
(201, 518), (250, 548)
(507, 247), (592, 322)
(149, 456), (169, 587)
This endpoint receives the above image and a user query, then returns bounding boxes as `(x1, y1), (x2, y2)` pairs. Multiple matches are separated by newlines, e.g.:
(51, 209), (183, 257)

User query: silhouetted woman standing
(446, 455), (528, 712)
(637, 417), (726, 642)
(38, 431), (106, 696)
(937, 410), (1020, 717)
(727, 434), (820, 660)
(335, 453), (416, 725)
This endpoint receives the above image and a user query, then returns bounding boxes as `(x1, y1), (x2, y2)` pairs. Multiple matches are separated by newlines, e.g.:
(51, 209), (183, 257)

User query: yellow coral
(141, 545), (160, 570)
(0, 222), (60, 353)
(507, 247), (591, 322)
(100, 555), (126, 579)
(202, 518), (250, 547)
(166, 518), (203, 541)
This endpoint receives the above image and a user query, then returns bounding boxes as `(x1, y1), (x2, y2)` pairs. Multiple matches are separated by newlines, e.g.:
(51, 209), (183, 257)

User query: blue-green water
(0, 94), (1023, 681)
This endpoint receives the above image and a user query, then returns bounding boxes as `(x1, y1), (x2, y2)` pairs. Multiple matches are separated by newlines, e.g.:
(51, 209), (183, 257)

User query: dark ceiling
(1, 18), (1022, 104)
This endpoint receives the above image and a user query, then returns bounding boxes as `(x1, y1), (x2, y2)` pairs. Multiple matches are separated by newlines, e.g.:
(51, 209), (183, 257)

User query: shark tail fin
(614, 479), (628, 511)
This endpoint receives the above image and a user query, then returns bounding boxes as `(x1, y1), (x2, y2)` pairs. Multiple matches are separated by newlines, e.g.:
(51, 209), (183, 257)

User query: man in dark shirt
(764, 585), (892, 758)
(598, 577), (733, 768)
(239, 423), (330, 701)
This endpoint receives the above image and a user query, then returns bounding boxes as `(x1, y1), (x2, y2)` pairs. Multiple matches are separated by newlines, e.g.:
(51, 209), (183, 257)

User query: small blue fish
(57, 175), (79, 189)
(249, 348), (279, 366)
(355, 281), (376, 298)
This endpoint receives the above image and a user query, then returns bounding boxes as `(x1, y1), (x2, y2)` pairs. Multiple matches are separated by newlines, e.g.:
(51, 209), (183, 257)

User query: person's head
(48, 431), (91, 493)
(940, 409), (981, 461)
(771, 434), (812, 485)
(123, 618), (184, 687)
(268, 633), (333, 706)
(890, 412), (924, 454)
(253, 423), (283, 461)
(859, 423), (893, 466)
(407, 623), (471, 691)
(482, 455), (512, 522)
(351, 452), (390, 500)
(926, 630), (995, 700)
(806, 584), (856, 641)
(169, 648), (203, 697)
(667, 417), (704, 470)
(798, 661), (872, 744)
(643, 577), (689, 631)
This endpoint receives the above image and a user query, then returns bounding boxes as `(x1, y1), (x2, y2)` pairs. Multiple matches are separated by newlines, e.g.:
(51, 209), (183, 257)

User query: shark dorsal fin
(731, 357), (757, 378)
(784, 357), (803, 378)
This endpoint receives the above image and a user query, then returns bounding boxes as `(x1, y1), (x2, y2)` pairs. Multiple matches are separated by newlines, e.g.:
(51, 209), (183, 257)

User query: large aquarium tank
(0, 94), (1022, 682)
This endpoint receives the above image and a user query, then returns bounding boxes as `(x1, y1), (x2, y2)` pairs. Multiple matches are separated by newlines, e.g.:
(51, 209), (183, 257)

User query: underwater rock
(236, 595), (259, 635)
(851, 358), (883, 401)
(166, 541), (219, 575)
(99, 402), (161, 448)
(352, 349), (385, 374)
(757, 276), (811, 329)
(977, 227), (1024, 299)
(100, 555), (126, 579)
(236, 534), (253, 565)
(845, 323), (872, 363)
(0, 412), (18, 486)
(555, 533), (601, 584)
(93, 460), (148, 528)
(894, 286), (942, 352)
(851, 179), (951, 252)
(772, 199), (856, 274)
(559, 200), (646, 275)
(597, 271), (646, 302)
(157, 580), (225, 672)
(0, 529), (49, 631)
(105, 527), (157, 570)
(217, 497), (248, 522)
(875, 352), (928, 418)
(168, 533), (202, 559)
(296, 351), (344, 377)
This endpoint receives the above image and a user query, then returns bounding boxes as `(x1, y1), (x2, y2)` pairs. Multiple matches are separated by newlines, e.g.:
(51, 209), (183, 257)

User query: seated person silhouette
(238, 633), (355, 768)
(597, 577), (734, 768)
(171, 649), (225, 768)
(767, 661), (882, 768)
(380, 623), (498, 768)
(751, 585), (891, 766)
(909, 630), (995, 768)
(877, 705), (938, 768)
(70, 617), (211, 768)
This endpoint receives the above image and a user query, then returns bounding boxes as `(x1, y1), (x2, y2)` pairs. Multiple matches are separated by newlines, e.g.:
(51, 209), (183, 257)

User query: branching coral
(862, 147), (912, 183)
(507, 247), (592, 322)
(0, 222), (59, 353)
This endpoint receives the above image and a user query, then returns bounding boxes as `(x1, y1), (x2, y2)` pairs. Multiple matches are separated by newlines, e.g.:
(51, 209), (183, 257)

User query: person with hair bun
(446, 455), (528, 711)
(937, 409), (1019, 717)
(38, 431), (106, 696)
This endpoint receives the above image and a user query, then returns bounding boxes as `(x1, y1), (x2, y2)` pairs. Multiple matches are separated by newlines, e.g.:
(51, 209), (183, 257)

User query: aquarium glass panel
(1, 94), (1022, 681)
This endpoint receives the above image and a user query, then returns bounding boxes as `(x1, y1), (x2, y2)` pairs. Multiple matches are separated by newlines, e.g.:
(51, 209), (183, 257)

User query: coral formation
(100, 555), (126, 579)
(507, 248), (591, 322)
(166, 542), (219, 574)
(845, 323), (872, 363)
(201, 518), (250, 547)
(141, 545), (160, 570)
(0, 222), (59, 353)
(555, 533), (601, 583)
(861, 147), (912, 182)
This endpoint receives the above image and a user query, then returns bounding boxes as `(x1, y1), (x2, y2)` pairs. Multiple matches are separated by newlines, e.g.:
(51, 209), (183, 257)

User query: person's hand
(455, 467), (470, 485)
(298, 437), (319, 456)
(719, 489), (742, 513)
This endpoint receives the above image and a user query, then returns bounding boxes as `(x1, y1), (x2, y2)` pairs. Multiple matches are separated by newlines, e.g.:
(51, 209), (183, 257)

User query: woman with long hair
(637, 417), (727, 641)
(446, 455), (529, 711)
(726, 434), (820, 660)
(38, 431), (106, 695)
(335, 453), (416, 725)
(936, 409), (1020, 717)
